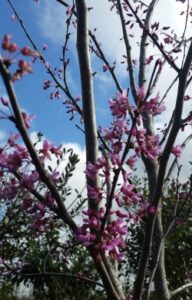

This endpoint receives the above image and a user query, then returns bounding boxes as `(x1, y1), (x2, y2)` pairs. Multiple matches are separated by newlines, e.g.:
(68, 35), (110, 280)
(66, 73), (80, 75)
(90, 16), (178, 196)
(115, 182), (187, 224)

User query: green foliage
(0, 281), (17, 300)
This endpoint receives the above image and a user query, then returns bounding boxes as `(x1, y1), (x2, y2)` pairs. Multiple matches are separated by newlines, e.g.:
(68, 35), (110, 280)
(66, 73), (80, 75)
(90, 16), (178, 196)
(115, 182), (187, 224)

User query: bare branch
(170, 283), (192, 298)
(7, 0), (82, 116)
(89, 31), (123, 93)
(139, 0), (159, 87)
(3, 263), (104, 288)
(116, 0), (138, 103)
(164, 133), (192, 185)
(124, 0), (180, 73)
(75, 0), (99, 210)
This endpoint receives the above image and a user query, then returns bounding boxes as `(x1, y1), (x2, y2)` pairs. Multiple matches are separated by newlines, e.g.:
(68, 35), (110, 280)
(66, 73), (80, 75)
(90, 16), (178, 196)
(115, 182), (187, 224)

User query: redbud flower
(171, 145), (182, 157)
(1, 97), (8, 106)
(21, 46), (40, 57)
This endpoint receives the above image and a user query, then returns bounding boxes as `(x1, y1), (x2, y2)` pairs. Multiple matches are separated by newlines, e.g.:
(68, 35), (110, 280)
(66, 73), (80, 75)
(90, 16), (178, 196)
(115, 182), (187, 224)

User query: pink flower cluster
(0, 133), (64, 233)
(77, 208), (127, 260)
(131, 128), (161, 160)
(109, 91), (129, 118)
(142, 94), (166, 116)
(1, 35), (40, 81)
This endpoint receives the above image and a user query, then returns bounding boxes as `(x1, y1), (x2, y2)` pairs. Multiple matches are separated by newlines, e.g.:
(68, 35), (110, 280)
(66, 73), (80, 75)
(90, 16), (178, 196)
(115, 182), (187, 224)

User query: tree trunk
(153, 213), (170, 300)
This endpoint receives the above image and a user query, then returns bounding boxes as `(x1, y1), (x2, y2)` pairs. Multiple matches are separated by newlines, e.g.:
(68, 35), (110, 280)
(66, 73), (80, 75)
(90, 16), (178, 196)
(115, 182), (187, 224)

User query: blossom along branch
(56, 0), (124, 103)
(89, 31), (123, 93)
(12, 170), (59, 215)
(7, 0), (82, 116)
(124, 0), (180, 73)
(0, 59), (77, 232)
(97, 114), (138, 240)
(74, 2), (124, 299)
(62, 2), (76, 104)
(1, 1), (192, 300)
(139, 0), (159, 87)
(164, 133), (192, 185)
(8, 0), (111, 156)
(56, 0), (123, 97)
(116, 0), (138, 104)
(133, 40), (192, 300)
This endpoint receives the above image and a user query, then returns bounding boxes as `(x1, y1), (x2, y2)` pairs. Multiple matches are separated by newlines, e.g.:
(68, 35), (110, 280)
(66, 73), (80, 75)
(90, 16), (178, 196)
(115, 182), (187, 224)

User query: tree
(1, 0), (192, 299)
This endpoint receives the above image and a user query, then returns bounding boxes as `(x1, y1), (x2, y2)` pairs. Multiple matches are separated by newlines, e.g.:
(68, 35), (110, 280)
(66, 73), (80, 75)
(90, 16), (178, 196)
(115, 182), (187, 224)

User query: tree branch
(124, 0), (180, 73)
(3, 262), (104, 288)
(133, 39), (192, 300)
(74, 2), (123, 299)
(89, 31), (123, 93)
(116, 0), (138, 104)
(139, 0), (159, 87)
(0, 59), (77, 232)
(170, 282), (192, 298)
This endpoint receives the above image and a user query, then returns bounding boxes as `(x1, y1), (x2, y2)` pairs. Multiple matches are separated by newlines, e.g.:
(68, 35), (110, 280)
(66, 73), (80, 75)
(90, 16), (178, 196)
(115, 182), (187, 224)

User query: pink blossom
(109, 90), (129, 118)
(21, 171), (39, 189)
(116, 210), (129, 218)
(50, 170), (60, 182)
(21, 46), (40, 57)
(87, 185), (102, 204)
(1, 35), (18, 52)
(18, 60), (33, 74)
(45, 193), (55, 206)
(1, 97), (8, 106)
(145, 55), (153, 65)
(40, 139), (54, 160)
(164, 36), (173, 44)
(21, 112), (35, 129)
(171, 145), (182, 157)
(85, 162), (99, 179)
(7, 151), (22, 171)
(126, 155), (137, 169)
(142, 94), (166, 116)
(50, 144), (62, 156)
(12, 60), (33, 81)
(109, 153), (121, 167)
(8, 133), (20, 147)
(121, 183), (141, 203)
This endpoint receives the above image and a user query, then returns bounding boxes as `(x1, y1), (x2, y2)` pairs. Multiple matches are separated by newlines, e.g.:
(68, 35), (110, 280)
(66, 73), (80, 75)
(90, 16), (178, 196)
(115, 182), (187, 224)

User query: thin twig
(3, 262), (104, 288)
(170, 282), (192, 298)
(0, 59), (77, 232)
(116, 0), (138, 104)
(124, 0), (180, 73)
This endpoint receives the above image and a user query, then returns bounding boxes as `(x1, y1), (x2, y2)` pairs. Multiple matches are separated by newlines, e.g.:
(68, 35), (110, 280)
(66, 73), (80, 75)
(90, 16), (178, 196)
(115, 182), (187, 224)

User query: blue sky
(0, 0), (128, 147)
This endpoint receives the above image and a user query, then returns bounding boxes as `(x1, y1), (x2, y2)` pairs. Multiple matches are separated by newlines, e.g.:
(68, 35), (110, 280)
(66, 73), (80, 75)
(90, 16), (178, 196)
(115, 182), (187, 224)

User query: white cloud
(30, 132), (87, 208)
(33, 1), (192, 181)
(36, 1), (69, 44)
